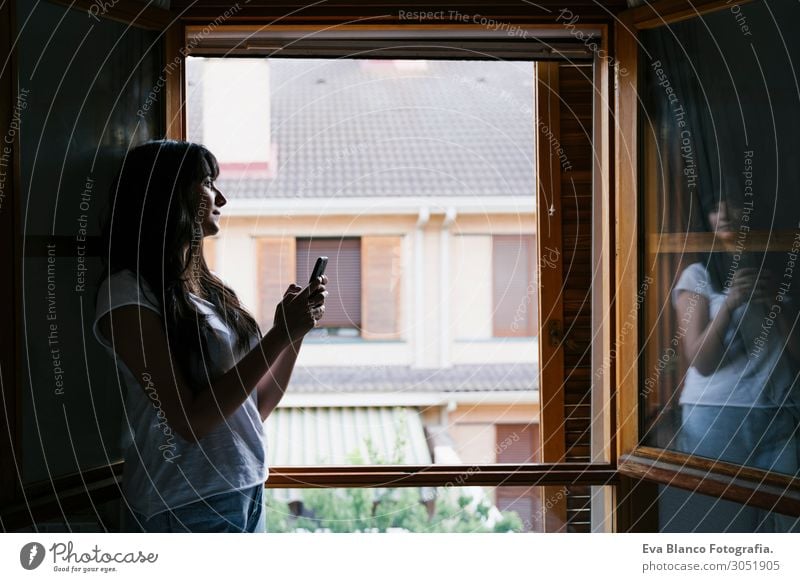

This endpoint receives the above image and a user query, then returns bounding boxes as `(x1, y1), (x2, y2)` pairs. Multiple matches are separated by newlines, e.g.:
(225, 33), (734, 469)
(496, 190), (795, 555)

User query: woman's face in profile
(196, 174), (226, 237)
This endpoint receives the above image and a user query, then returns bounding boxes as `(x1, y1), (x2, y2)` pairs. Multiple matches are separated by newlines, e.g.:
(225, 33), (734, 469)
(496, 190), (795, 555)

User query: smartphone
(309, 256), (328, 284)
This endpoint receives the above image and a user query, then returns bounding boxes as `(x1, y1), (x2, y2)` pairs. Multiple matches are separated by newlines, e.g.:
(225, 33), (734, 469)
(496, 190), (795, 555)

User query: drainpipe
(414, 207), (430, 367)
(439, 207), (457, 368)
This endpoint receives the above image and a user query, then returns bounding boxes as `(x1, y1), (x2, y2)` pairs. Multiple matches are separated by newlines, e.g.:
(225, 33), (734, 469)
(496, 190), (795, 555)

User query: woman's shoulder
(672, 262), (713, 307)
(677, 262), (711, 288)
(94, 269), (162, 350)
(96, 269), (161, 313)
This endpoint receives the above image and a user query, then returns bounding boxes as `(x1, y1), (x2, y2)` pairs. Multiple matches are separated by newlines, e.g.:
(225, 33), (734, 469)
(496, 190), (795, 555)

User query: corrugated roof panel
(265, 406), (431, 467)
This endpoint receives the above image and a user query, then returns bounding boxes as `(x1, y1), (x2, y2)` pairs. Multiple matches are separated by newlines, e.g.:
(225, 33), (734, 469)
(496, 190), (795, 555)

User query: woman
(672, 199), (800, 530)
(93, 140), (327, 532)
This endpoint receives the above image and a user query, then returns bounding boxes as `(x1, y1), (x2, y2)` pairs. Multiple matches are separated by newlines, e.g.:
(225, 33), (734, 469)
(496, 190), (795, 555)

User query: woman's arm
(675, 291), (732, 376)
(675, 267), (768, 376)
(97, 283), (322, 442)
(255, 336), (303, 421)
(255, 276), (327, 421)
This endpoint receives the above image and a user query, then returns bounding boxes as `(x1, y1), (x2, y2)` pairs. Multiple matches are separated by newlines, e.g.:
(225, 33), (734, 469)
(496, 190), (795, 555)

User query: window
(179, 32), (606, 533)
(492, 234), (537, 337)
(495, 423), (542, 532)
(262, 485), (610, 533)
(639, 1), (799, 478)
(2, 10), (625, 533)
(186, 57), (553, 494)
(11, 1), (800, 535)
(297, 237), (362, 334)
(615, 0), (800, 528)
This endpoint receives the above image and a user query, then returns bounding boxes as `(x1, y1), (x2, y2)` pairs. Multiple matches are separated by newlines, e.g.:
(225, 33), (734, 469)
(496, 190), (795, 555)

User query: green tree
(264, 411), (524, 533)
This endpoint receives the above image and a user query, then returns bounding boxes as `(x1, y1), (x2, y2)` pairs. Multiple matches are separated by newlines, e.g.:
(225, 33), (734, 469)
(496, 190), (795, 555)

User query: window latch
(548, 319), (563, 348)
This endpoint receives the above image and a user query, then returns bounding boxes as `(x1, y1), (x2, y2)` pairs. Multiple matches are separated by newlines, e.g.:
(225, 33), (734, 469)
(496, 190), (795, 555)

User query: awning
(265, 405), (432, 466)
(265, 406), (434, 504)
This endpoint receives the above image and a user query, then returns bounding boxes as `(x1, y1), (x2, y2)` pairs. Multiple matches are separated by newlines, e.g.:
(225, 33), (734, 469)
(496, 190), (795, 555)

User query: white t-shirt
(672, 262), (796, 408)
(93, 269), (268, 519)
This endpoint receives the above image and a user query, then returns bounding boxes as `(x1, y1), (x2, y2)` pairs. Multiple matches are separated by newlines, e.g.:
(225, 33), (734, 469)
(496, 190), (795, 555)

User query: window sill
(455, 337), (537, 343)
(619, 448), (800, 517)
(303, 336), (407, 345)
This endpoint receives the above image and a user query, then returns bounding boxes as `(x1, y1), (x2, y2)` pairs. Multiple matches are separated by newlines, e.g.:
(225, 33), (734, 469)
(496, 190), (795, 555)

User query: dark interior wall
(17, 0), (163, 483)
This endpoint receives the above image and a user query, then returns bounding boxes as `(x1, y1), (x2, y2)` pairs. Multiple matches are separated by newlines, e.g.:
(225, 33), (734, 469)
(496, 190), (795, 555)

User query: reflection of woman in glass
(672, 198), (800, 529)
(94, 141), (327, 532)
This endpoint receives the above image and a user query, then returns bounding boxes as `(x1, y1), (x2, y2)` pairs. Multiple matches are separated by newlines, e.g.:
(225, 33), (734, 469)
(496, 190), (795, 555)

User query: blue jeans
(678, 404), (800, 532)
(122, 484), (266, 533)
(678, 404), (800, 475)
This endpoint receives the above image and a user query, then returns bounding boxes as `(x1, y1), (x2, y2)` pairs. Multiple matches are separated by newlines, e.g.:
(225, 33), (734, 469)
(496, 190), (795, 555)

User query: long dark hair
(697, 196), (732, 295)
(99, 140), (260, 383)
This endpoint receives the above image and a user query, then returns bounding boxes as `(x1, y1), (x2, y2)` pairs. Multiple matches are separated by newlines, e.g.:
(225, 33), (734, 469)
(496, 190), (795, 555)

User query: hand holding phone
(309, 256), (328, 284)
(307, 257), (328, 328)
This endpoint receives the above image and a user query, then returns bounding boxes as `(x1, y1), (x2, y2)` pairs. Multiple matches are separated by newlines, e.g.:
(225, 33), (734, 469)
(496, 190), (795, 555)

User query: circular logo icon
(20, 542), (46, 570)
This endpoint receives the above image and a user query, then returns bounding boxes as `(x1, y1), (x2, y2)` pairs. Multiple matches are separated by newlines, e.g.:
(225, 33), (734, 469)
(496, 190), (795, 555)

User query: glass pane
(16, 0), (163, 483)
(638, 1), (800, 477)
(657, 484), (800, 533)
(186, 58), (541, 467)
(264, 485), (612, 533)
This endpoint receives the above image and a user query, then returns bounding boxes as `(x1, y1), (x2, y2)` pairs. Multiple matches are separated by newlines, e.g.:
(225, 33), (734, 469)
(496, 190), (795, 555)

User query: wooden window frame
(175, 23), (615, 533)
(5, 0), (784, 532)
(614, 0), (800, 518)
(1, 0), (639, 531)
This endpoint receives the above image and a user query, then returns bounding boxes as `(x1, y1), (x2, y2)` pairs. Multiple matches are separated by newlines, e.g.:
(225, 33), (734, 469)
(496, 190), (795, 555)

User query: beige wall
(449, 404), (539, 464)
(451, 234), (493, 340)
(209, 211), (536, 368)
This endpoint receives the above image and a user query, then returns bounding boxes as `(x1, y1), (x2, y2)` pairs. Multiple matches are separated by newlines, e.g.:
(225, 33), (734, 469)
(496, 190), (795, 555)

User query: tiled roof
(286, 363), (538, 394)
(196, 59), (535, 199)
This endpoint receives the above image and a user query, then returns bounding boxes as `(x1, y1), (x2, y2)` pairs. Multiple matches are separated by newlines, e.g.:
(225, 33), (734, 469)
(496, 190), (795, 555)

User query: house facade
(191, 57), (543, 529)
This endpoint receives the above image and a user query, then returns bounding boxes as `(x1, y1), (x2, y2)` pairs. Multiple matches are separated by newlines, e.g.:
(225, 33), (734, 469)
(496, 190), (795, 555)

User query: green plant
(263, 410), (524, 533)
